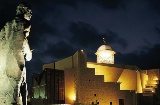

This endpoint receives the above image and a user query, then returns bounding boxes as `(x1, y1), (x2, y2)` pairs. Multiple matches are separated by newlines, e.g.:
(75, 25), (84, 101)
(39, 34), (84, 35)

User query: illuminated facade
(31, 45), (160, 105)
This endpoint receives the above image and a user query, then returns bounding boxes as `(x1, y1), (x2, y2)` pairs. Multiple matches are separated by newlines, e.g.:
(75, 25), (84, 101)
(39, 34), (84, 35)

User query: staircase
(142, 78), (159, 96)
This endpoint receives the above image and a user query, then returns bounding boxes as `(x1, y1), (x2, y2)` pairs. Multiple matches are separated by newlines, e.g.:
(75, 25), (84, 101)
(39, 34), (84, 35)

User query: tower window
(110, 102), (112, 105)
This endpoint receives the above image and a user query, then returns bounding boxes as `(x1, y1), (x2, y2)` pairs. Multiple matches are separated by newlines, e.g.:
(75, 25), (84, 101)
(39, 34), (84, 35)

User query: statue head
(16, 2), (32, 21)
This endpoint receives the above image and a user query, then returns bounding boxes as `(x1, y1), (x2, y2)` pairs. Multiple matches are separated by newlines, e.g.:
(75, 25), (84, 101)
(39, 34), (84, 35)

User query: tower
(95, 39), (116, 64)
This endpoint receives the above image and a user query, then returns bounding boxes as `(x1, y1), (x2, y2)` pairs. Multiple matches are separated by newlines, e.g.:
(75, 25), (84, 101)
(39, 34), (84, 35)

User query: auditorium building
(31, 44), (160, 105)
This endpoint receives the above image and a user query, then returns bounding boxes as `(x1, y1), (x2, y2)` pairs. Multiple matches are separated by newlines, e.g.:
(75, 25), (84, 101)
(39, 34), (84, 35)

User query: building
(31, 68), (65, 105)
(31, 44), (160, 105)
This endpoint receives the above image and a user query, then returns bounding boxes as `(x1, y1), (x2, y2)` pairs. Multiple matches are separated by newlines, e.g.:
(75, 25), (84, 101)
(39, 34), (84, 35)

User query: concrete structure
(31, 44), (160, 105)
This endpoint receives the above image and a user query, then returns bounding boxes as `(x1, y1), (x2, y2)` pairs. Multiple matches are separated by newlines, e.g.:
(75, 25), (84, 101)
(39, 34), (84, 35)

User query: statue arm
(23, 39), (32, 61)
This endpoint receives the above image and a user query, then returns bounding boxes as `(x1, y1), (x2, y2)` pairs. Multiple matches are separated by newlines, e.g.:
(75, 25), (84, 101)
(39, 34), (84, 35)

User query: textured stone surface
(0, 2), (32, 105)
(42, 51), (136, 105)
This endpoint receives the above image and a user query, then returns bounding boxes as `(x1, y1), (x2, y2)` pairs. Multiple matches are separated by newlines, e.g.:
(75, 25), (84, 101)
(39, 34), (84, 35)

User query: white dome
(96, 44), (116, 64)
(97, 45), (113, 51)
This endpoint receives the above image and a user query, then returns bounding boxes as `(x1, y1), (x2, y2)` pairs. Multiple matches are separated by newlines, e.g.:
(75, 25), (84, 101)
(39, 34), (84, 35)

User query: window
(110, 102), (112, 105)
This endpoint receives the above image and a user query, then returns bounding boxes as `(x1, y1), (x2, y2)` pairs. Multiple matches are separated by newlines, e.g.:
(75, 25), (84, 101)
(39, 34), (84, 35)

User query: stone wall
(79, 67), (136, 105)
(147, 69), (160, 80)
(118, 69), (137, 90)
(77, 51), (136, 105)
(42, 51), (136, 105)
(87, 62), (138, 91)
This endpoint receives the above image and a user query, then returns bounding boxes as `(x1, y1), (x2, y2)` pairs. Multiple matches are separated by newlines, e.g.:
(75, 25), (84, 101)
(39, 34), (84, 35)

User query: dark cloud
(68, 22), (100, 49)
(52, 0), (77, 7)
(149, 0), (160, 13)
(30, 0), (123, 9)
(82, 0), (124, 9)
(29, 17), (57, 48)
(68, 22), (128, 51)
(104, 30), (128, 48)
(115, 44), (160, 69)
(0, 1), (20, 29)
(29, 0), (77, 10)
(45, 41), (75, 60)
(155, 26), (160, 34)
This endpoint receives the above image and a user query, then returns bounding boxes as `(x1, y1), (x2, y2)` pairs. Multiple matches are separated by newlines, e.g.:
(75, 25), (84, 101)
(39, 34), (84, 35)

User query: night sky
(1, 0), (160, 89)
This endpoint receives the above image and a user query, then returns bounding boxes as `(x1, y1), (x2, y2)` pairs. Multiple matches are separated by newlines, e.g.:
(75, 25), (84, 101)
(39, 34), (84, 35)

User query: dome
(97, 45), (113, 51)
(96, 44), (116, 64)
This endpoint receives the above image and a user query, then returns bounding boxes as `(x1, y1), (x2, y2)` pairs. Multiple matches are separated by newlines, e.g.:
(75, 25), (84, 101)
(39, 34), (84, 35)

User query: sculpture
(0, 2), (32, 105)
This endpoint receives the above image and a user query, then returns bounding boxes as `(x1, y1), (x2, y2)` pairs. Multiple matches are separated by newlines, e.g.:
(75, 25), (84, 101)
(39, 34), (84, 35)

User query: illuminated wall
(78, 66), (136, 105)
(39, 50), (160, 105)
(140, 71), (148, 89)
(77, 52), (136, 105)
(64, 68), (76, 104)
(43, 52), (78, 105)
(42, 51), (137, 105)
(143, 69), (160, 93)
(87, 62), (138, 90)
(137, 71), (142, 93)
(147, 69), (160, 81)
(118, 69), (137, 90)
(87, 62), (123, 82)
(87, 62), (160, 94)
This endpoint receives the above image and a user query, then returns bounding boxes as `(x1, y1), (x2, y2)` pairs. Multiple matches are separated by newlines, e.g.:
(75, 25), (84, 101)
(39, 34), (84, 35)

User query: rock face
(0, 2), (32, 105)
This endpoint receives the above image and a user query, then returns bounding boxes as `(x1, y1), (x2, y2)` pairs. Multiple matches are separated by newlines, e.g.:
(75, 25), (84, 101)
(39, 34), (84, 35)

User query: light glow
(96, 45), (116, 64)
(100, 52), (111, 58)
(97, 51), (114, 64)
(70, 93), (76, 101)
(153, 77), (158, 80)
(151, 81), (158, 84)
